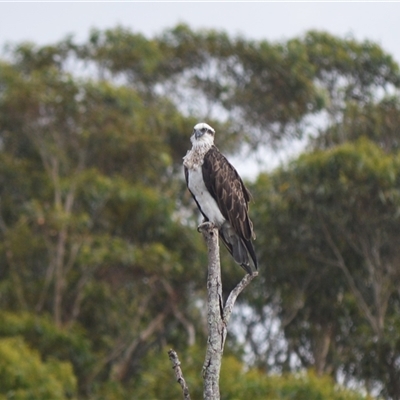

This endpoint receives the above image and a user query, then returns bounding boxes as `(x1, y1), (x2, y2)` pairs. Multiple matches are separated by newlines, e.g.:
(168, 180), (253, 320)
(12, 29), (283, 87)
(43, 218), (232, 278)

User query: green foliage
(0, 336), (76, 399)
(251, 138), (400, 398)
(221, 364), (368, 400)
(1, 24), (400, 399)
(313, 96), (400, 152)
(0, 41), (206, 396)
(117, 346), (368, 400)
(303, 30), (400, 98)
(0, 312), (93, 393)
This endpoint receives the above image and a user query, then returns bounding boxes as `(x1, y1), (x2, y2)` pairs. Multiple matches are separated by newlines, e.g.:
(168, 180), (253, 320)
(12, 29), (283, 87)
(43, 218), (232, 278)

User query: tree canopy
(1, 24), (400, 399)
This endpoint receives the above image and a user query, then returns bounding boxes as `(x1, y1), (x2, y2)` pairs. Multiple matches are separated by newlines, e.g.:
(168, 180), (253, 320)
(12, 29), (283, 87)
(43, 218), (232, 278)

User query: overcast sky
(1, 2), (400, 62)
(1, 1), (399, 176)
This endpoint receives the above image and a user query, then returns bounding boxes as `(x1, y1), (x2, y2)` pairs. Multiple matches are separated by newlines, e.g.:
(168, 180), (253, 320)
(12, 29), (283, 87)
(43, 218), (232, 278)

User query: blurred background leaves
(1, 25), (400, 399)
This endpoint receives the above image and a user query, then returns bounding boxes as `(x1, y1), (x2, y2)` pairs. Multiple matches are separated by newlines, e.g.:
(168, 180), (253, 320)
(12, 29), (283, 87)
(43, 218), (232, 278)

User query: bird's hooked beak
(191, 123), (215, 143)
(194, 129), (204, 140)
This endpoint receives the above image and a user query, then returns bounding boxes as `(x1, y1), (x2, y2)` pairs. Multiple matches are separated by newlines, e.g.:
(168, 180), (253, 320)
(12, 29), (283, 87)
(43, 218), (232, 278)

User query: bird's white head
(191, 122), (215, 147)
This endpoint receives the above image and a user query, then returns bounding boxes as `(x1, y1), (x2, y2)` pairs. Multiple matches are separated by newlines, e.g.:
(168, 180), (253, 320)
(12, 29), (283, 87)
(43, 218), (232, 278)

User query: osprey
(183, 122), (257, 274)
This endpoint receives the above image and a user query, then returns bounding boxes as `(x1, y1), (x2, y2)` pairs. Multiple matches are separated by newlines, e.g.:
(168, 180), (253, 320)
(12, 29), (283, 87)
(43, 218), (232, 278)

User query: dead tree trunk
(169, 222), (258, 400)
(201, 223), (225, 400)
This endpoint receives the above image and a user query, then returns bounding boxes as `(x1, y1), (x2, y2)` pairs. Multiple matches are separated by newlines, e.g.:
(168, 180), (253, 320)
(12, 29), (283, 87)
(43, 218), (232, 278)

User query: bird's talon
(197, 221), (215, 232)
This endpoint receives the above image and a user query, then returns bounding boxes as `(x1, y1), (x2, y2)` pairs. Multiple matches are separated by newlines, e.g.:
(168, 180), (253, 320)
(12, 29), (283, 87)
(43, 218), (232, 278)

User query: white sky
(1, 2), (399, 62)
(1, 1), (399, 177)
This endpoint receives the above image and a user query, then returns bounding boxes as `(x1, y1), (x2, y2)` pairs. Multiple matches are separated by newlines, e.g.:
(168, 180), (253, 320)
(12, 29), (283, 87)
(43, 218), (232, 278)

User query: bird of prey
(183, 122), (257, 274)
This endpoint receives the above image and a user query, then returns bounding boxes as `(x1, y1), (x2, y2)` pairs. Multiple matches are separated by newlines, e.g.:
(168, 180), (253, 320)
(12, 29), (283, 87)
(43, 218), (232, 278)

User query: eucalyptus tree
(1, 25), (400, 398)
(251, 139), (400, 398)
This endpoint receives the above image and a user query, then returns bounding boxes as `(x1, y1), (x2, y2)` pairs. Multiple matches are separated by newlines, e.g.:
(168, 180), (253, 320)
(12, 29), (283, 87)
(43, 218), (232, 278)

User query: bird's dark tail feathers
(220, 222), (257, 274)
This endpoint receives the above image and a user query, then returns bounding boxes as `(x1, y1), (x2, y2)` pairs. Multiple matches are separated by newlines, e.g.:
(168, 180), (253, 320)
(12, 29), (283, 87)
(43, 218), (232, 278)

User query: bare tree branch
(198, 221), (258, 400)
(162, 278), (196, 346)
(223, 271), (258, 324)
(317, 213), (380, 335)
(168, 221), (258, 399)
(114, 308), (169, 382)
(199, 222), (224, 400)
(168, 349), (191, 400)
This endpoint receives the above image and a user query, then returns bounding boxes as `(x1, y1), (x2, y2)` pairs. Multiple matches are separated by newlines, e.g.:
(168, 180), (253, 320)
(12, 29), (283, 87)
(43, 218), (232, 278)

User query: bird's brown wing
(202, 146), (254, 239)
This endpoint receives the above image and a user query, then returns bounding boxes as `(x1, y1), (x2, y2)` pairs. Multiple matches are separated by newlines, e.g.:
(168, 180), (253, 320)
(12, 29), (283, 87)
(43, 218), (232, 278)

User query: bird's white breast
(188, 167), (226, 227)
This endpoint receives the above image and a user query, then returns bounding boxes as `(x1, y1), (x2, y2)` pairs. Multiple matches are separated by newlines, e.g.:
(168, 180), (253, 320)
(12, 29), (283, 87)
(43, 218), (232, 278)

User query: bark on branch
(168, 349), (191, 400)
(168, 222), (257, 400)
(199, 222), (258, 400)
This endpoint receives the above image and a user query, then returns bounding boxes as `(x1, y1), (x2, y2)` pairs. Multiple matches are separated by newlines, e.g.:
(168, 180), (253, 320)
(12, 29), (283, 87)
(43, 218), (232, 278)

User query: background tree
(1, 24), (400, 398)
(250, 138), (400, 398)
(0, 43), (207, 395)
